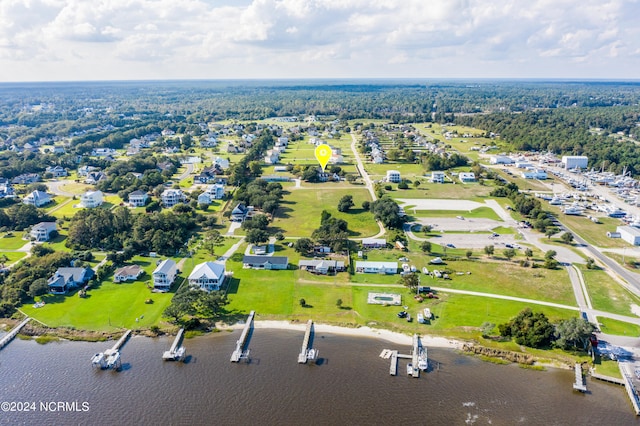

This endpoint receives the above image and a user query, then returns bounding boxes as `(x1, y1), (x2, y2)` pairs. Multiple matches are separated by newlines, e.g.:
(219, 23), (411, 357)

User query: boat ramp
(0, 317), (30, 350)
(91, 329), (131, 370)
(163, 328), (186, 361)
(298, 320), (318, 364)
(231, 310), (254, 363)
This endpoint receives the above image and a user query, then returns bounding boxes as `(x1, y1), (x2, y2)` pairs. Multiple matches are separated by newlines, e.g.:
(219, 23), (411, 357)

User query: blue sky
(1, 0), (639, 82)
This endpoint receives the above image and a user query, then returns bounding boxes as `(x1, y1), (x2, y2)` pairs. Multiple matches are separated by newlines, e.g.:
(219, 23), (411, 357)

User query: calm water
(0, 329), (636, 425)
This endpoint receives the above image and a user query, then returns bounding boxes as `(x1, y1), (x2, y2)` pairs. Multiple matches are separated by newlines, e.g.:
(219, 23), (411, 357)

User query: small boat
(307, 348), (318, 360)
(423, 308), (432, 320)
(91, 352), (106, 369)
(407, 363), (414, 376)
(106, 351), (121, 369)
(418, 347), (428, 371)
(417, 313), (425, 324)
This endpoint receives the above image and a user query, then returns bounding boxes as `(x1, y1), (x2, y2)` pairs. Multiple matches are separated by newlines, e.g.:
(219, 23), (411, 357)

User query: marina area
(0, 328), (634, 425)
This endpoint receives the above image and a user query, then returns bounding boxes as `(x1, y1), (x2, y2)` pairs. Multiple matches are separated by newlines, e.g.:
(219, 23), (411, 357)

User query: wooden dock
(163, 328), (185, 361)
(619, 363), (640, 416)
(298, 320), (317, 364)
(573, 363), (587, 392)
(231, 310), (254, 362)
(389, 351), (398, 375)
(0, 318), (30, 349)
(0, 317), (30, 350)
(109, 329), (132, 353)
(410, 334), (420, 378)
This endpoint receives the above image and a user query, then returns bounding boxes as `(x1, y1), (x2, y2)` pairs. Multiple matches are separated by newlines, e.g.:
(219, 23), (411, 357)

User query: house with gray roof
(242, 255), (288, 270)
(30, 222), (57, 242)
(48, 267), (94, 294)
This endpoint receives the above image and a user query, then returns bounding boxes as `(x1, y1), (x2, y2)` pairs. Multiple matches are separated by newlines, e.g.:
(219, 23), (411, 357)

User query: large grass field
(408, 207), (502, 221)
(386, 182), (495, 200)
(556, 213), (627, 248)
(272, 188), (378, 237)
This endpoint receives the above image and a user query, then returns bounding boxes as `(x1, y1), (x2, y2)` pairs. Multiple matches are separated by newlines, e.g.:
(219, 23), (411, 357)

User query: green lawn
(21, 276), (176, 331)
(0, 233), (29, 250)
(578, 266), (640, 316)
(557, 214), (627, 248)
(598, 317), (640, 337)
(1, 252), (27, 264)
(272, 188), (378, 237)
(387, 182), (495, 200)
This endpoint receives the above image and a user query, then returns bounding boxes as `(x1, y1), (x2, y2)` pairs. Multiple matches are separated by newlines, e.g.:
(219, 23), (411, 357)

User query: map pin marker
(314, 144), (332, 172)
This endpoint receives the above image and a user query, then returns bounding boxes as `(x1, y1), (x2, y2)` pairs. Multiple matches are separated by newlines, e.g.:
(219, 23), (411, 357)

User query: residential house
(0, 182), (15, 199)
(188, 261), (226, 291)
(161, 129), (176, 137)
(194, 166), (221, 184)
(386, 170), (401, 183)
(200, 136), (217, 148)
(23, 190), (52, 207)
(242, 255), (289, 270)
(198, 184), (225, 204)
(231, 203), (248, 222)
(79, 190), (103, 208)
(431, 171), (446, 183)
(30, 222), (57, 242)
(91, 148), (117, 157)
(355, 261), (398, 274)
(85, 171), (107, 185)
(46, 165), (67, 177)
(161, 189), (186, 208)
(77, 165), (98, 177)
(458, 172), (476, 183)
(298, 260), (344, 275)
(52, 146), (66, 154)
(362, 238), (387, 249)
(113, 265), (144, 283)
(213, 157), (230, 170)
(276, 136), (289, 147)
(128, 190), (149, 207)
(48, 267), (94, 294)
(152, 259), (177, 291)
(264, 150), (280, 165)
(12, 173), (40, 185)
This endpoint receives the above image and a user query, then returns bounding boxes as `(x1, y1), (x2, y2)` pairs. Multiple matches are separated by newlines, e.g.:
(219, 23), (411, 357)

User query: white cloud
(0, 0), (639, 81)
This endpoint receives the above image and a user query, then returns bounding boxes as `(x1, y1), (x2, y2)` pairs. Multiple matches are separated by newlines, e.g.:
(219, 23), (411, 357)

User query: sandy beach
(229, 319), (462, 349)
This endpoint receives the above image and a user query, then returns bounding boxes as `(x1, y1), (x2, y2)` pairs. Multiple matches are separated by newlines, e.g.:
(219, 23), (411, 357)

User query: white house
(79, 190), (103, 208)
(431, 171), (446, 183)
(113, 265), (144, 283)
(30, 222), (57, 242)
(188, 261), (226, 291)
(459, 172), (476, 183)
(213, 157), (230, 170)
(128, 190), (149, 207)
(617, 226), (640, 246)
(362, 238), (387, 249)
(562, 155), (588, 170)
(355, 261), (398, 274)
(386, 170), (401, 183)
(204, 184), (225, 199)
(46, 165), (67, 177)
(298, 260), (345, 275)
(23, 190), (52, 207)
(153, 259), (177, 291)
(161, 189), (186, 208)
(48, 267), (94, 294)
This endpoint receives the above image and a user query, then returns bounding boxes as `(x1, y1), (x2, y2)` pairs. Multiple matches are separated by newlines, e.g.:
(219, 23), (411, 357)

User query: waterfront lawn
(578, 266), (640, 316)
(291, 284), (356, 323)
(272, 188), (377, 237)
(42, 233), (72, 252)
(598, 317), (640, 337)
(22, 277), (175, 331)
(225, 268), (296, 316)
(49, 201), (81, 219)
(0, 233), (28, 250)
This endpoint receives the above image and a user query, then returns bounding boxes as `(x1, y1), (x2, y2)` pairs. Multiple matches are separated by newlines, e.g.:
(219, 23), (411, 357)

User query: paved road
(176, 163), (194, 181)
(46, 179), (77, 197)
(350, 132), (384, 238)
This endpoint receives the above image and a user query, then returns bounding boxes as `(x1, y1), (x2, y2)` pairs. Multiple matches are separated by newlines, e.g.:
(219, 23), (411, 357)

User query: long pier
(163, 328), (185, 361)
(109, 329), (132, 353)
(410, 334), (420, 378)
(298, 320), (317, 364)
(231, 310), (254, 362)
(573, 363), (587, 392)
(0, 317), (30, 350)
(619, 363), (640, 416)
